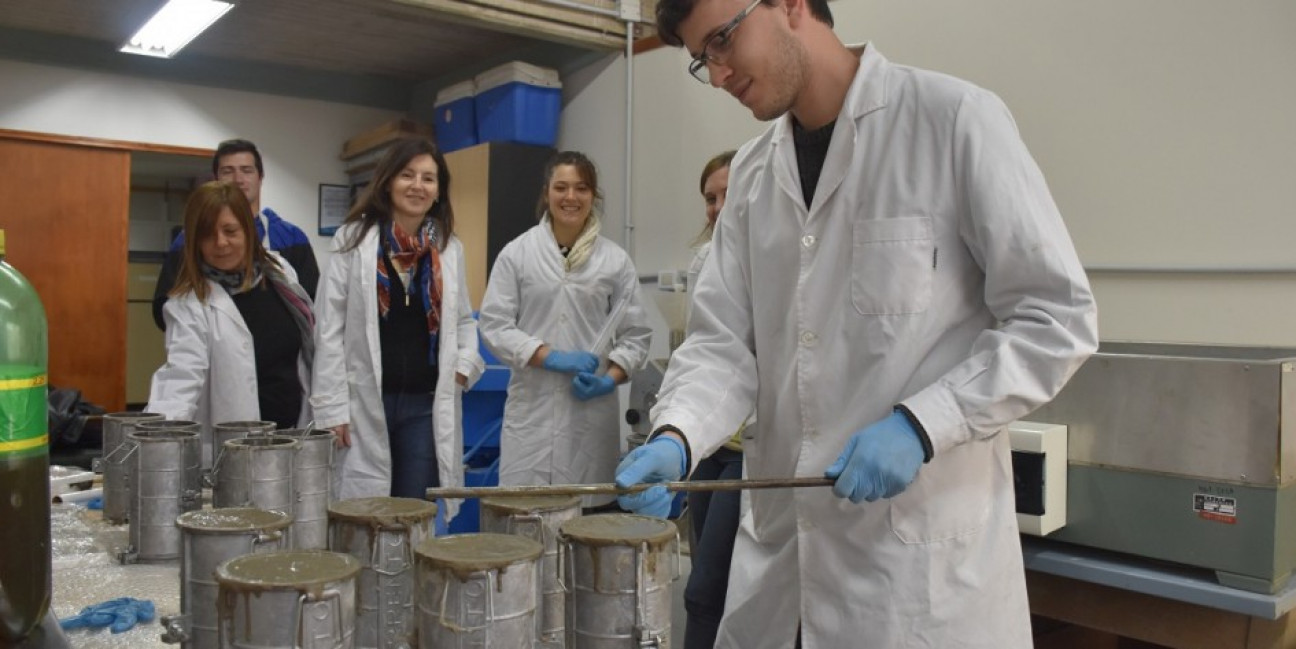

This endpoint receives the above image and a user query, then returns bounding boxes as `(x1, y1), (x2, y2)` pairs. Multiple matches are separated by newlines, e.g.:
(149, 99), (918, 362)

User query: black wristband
(894, 404), (934, 463)
(648, 424), (693, 474)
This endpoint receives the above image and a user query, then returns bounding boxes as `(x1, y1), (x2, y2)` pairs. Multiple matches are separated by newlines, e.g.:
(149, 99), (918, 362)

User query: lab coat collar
(770, 42), (889, 220)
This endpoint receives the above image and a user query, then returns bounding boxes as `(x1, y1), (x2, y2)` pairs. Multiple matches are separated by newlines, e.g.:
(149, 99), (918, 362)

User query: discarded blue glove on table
(615, 436), (687, 518)
(571, 372), (616, 400)
(824, 410), (925, 503)
(542, 349), (599, 374)
(60, 597), (156, 634)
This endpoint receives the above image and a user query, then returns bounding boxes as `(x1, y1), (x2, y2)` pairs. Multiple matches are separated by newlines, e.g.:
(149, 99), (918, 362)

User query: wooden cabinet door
(0, 138), (129, 411)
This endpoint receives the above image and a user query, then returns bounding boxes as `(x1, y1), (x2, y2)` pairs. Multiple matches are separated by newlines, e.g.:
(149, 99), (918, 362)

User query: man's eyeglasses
(687, 0), (763, 85)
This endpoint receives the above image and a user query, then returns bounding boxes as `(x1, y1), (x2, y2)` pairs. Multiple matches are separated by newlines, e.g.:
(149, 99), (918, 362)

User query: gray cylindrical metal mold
(101, 411), (164, 525)
(285, 428), (334, 550)
(416, 533), (541, 649)
(480, 495), (582, 648)
(122, 426), (202, 564)
(210, 420), (276, 475)
(559, 514), (680, 649)
(162, 508), (292, 649)
(216, 550), (359, 649)
(329, 497), (436, 649)
(211, 436), (299, 517)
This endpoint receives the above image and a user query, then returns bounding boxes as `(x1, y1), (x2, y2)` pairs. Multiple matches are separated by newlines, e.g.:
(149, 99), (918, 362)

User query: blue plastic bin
(434, 80), (478, 153)
(473, 61), (561, 147)
(449, 314), (508, 533)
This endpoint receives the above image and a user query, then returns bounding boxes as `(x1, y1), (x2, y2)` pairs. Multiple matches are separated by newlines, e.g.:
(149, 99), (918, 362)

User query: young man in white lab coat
(614, 0), (1099, 647)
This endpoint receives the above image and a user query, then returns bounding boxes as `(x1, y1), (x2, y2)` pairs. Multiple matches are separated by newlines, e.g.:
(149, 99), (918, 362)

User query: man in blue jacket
(151, 138), (320, 329)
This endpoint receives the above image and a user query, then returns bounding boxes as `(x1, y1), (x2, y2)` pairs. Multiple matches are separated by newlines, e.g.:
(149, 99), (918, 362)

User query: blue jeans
(383, 391), (439, 499)
(684, 447), (743, 649)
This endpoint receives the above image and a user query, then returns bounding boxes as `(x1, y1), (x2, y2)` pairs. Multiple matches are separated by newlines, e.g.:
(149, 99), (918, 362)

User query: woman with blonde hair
(146, 180), (314, 467)
(312, 136), (483, 510)
(681, 150), (745, 649)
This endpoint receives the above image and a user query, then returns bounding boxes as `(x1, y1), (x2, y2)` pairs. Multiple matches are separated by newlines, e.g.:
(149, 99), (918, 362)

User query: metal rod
(426, 476), (834, 501)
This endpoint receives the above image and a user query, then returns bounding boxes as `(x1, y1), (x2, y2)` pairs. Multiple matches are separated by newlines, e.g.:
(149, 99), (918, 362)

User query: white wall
(561, 0), (1296, 346)
(0, 59), (399, 269)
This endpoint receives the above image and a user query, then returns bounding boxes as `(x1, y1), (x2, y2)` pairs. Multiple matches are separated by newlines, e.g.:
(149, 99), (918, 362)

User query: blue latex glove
(86, 495), (104, 510)
(824, 411), (925, 503)
(615, 436), (687, 517)
(60, 597), (156, 634)
(542, 349), (599, 374)
(571, 372), (616, 400)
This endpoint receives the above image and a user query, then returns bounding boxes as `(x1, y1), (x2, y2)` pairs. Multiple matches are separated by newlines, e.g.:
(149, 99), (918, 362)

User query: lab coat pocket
(850, 216), (934, 316)
(889, 444), (991, 544)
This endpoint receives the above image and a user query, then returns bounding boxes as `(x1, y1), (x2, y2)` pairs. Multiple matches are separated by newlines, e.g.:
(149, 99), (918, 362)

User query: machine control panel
(1009, 421), (1068, 536)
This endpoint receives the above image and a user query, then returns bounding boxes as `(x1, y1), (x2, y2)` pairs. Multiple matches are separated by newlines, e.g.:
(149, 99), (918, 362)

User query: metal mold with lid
(215, 550), (360, 649)
(559, 514), (680, 648)
(162, 508), (292, 649)
(328, 497), (436, 649)
(481, 495), (581, 648)
(415, 533), (542, 648)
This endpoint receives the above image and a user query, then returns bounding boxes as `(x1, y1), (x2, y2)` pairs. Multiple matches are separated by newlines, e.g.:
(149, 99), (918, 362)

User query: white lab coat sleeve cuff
(650, 410), (705, 475)
(514, 338), (545, 369)
(144, 402), (193, 422)
(456, 353), (485, 389)
(310, 400), (350, 430)
(899, 382), (972, 458)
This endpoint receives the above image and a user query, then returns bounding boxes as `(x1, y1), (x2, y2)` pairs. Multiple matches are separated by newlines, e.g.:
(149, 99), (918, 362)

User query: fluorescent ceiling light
(120, 0), (234, 59)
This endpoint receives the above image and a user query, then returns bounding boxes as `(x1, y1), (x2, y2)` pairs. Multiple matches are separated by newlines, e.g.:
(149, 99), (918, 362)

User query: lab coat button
(801, 234), (816, 248)
(800, 331), (817, 347)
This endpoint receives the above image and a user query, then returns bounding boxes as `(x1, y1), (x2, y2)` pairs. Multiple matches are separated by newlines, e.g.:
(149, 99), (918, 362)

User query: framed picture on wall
(318, 183), (350, 236)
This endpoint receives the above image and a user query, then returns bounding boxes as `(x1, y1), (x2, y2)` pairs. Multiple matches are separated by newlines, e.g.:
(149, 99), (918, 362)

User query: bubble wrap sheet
(49, 504), (178, 649)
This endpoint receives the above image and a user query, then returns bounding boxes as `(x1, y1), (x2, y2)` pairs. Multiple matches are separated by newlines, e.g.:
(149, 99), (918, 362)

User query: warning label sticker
(1194, 493), (1237, 524)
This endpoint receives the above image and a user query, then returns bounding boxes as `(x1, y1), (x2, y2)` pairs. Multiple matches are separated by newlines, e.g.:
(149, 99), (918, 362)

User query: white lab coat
(684, 239), (711, 328)
(652, 45), (1098, 649)
(146, 258), (311, 468)
(310, 222), (484, 520)
(479, 222), (652, 507)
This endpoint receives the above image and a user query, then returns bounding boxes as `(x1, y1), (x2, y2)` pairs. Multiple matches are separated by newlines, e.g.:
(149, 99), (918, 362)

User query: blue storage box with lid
(433, 79), (478, 153)
(473, 61), (562, 147)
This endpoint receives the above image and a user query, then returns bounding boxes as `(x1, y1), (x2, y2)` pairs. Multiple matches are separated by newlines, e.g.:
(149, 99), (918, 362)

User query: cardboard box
(340, 117), (433, 160)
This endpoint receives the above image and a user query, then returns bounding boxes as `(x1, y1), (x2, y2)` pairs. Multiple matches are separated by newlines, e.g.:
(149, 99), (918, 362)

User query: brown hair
(171, 181), (278, 302)
(535, 150), (604, 221)
(341, 136), (454, 252)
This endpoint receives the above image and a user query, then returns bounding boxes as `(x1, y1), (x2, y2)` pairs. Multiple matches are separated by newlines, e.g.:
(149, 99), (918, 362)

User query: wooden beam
(0, 128), (212, 158)
(633, 33), (664, 55)
(392, 0), (640, 50)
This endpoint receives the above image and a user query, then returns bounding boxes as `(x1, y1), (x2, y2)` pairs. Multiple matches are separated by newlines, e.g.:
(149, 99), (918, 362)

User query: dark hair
(212, 139), (264, 178)
(172, 181), (279, 302)
(535, 151), (604, 221)
(657, 0), (833, 47)
(341, 136), (454, 252)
